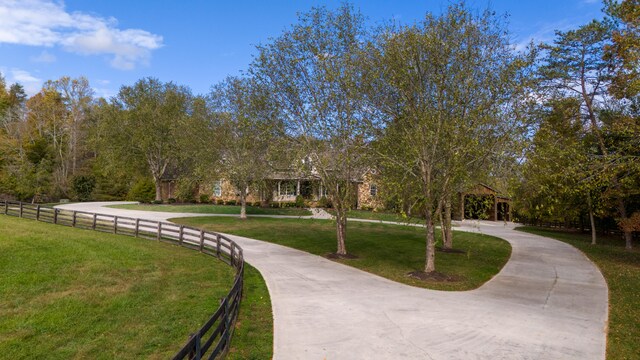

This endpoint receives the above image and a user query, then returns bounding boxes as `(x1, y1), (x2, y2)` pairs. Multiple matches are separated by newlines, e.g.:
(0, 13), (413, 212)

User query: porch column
(297, 180), (300, 196)
(277, 181), (281, 197)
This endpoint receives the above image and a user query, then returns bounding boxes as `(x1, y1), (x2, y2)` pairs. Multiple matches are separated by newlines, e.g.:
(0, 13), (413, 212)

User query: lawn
(110, 203), (311, 216)
(0, 216), (272, 359)
(516, 226), (640, 360)
(173, 217), (511, 291)
(327, 208), (424, 224)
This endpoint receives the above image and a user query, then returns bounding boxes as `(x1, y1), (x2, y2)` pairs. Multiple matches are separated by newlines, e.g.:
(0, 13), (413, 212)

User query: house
(199, 172), (379, 208)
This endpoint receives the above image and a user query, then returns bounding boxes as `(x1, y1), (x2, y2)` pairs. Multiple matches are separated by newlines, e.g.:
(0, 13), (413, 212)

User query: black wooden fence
(0, 200), (244, 360)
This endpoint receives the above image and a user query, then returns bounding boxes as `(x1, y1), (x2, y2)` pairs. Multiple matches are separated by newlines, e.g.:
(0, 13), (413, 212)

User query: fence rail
(0, 200), (244, 360)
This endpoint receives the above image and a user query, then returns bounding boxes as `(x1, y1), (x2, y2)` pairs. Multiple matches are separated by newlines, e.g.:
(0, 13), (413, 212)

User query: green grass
(227, 264), (273, 360)
(0, 215), (272, 359)
(327, 208), (424, 224)
(516, 226), (640, 360)
(110, 203), (311, 216)
(173, 217), (511, 291)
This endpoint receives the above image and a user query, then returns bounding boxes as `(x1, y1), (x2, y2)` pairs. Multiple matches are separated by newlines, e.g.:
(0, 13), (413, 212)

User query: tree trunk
(443, 199), (453, 249)
(240, 188), (247, 220)
(154, 179), (162, 202)
(589, 209), (597, 245)
(335, 207), (347, 255)
(624, 231), (633, 250)
(424, 210), (436, 273)
(587, 196), (597, 245)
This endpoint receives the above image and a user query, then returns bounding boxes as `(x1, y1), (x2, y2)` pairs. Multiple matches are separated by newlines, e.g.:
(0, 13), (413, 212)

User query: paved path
(57, 202), (608, 359)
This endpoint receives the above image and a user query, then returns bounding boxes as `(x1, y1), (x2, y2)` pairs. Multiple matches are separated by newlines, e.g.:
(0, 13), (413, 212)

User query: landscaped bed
(173, 217), (511, 291)
(516, 226), (640, 360)
(109, 203), (312, 216)
(0, 216), (272, 359)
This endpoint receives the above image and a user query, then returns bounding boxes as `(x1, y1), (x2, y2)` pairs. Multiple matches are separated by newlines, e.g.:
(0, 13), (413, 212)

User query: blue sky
(0, 0), (605, 98)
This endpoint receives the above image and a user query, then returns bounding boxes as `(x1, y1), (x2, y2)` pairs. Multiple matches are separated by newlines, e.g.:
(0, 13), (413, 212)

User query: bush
(216, 199), (225, 205)
(127, 178), (156, 203)
(295, 195), (306, 208)
(225, 199), (237, 206)
(167, 198), (177, 204)
(318, 196), (332, 208)
(72, 175), (96, 202)
(152, 199), (163, 205)
(175, 178), (196, 203)
(199, 194), (211, 204)
(252, 201), (261, 207)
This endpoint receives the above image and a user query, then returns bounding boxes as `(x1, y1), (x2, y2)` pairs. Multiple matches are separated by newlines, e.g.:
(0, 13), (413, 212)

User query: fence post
(36, 205), (40, 221)
(92, 214), (97, 230)
(114, 216), (118, 234)
(4, 201), (7, 215)
(135, 219), (139, 237)
(72, 211), (77, 227)
(157, 222), (161, 241)
(53, 209), (58, 224)
(216, 234), (222, 258)
(230, 244), (235, 267)
(19, 202), (23, 217)
(199, 230), (205, 252)
(179, 225), (184, 245)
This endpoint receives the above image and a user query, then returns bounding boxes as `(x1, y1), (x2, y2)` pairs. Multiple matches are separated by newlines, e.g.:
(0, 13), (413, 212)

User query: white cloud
(0, 0), (163, 70)
(30, 50), (56, 63)
(1, 68), (43, 95)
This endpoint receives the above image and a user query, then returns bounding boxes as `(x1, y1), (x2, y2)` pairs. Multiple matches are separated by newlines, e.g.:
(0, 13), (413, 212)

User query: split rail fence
(0, 200), (244, 360)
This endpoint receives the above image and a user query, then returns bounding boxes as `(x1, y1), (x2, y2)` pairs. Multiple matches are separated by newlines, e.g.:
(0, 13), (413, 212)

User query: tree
(515, 98), (604, 244)
(363, 3), (533, 273)
(45, 76), (94, 175)
(539, 20), (638, 249)
(208, 76), (280, 219)
(98, 77), (193, 201)
(605, 0), (640, 99)
(252, 4), (370, 255)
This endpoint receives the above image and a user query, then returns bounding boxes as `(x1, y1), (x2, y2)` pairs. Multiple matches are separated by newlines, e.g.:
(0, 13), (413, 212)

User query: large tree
(208, 76), (280, 219)
(605, 0), (640, 99)
(539, 20), (638, 249)
(363, 3), (533, 273)
(252, 4), (370, 256)
(97, 77), (193, 201)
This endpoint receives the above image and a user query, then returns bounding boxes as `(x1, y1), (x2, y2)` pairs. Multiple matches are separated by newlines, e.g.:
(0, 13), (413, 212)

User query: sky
(0, 0), (606, 98)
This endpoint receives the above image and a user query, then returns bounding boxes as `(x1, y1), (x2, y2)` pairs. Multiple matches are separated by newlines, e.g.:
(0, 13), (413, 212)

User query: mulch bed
(325, 253), (359, 260)
(407, 270), (464, 282)
(436, 247), (467, 254)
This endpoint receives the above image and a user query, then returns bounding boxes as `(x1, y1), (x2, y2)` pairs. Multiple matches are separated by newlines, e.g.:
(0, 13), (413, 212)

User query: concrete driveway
(57, 202), (608, 359)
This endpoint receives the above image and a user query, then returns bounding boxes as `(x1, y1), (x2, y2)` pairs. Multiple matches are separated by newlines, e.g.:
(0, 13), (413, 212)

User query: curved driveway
(57, 202), (608, 359)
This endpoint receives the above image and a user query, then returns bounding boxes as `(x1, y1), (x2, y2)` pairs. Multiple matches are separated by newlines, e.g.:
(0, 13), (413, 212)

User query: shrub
(251, 201), (261, 207)
(199, 194), (211, 204)
(225, 199), (237, 206)
(72, 175), (96, 202)
(216, 199), (225, 205)
(175, 178), (196, 203)
(295, 195), (306, 208)
(318, 196), (332, 208)
(167, 198), (177, 204)
(127, 178), (155, 203)
(152, 199), (163, 205)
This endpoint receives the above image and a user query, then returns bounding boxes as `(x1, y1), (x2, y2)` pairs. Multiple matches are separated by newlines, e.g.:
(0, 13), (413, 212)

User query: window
(281, 181), (296, 196)
(213, 181), (222, 197)
(370, 184), (377, 197)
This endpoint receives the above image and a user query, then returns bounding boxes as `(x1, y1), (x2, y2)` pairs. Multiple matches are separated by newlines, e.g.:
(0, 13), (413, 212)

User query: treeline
(1, 1), (638, 276)
(513, 0), (640, 249)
